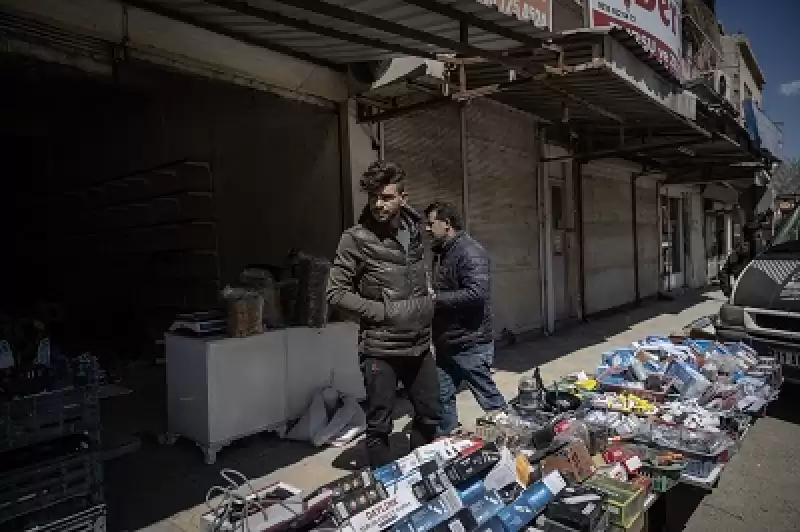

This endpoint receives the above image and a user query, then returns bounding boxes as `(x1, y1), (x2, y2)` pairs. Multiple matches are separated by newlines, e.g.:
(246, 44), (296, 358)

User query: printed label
(541, 471), (567, 496)
(347, 487), (421, 532)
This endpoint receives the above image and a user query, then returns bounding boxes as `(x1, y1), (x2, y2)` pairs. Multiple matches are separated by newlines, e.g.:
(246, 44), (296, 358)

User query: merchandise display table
(193, 331), (779, 531)
(164, 322), (363, 463)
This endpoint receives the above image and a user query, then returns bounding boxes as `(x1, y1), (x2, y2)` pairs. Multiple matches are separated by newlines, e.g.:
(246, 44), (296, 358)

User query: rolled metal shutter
(465, 99), (541, 334)
(582, 159), (639, 314)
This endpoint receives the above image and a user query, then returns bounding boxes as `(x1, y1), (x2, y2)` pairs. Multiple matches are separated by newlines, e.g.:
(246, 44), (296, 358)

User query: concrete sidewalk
(139, 289), (800, 532)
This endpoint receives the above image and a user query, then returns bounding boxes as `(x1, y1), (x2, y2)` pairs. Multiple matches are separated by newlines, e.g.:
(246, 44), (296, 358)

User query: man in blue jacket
(425, 202), (507, 435)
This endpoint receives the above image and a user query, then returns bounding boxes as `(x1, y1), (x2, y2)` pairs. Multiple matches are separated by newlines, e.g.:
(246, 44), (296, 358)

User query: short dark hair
(359, 161), (406, 195)
(425, 201), (463, 230)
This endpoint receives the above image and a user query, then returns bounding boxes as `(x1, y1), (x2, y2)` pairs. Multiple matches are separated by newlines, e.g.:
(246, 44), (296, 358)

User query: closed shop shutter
(636, 178), (660, 298)
(582, 159), (638, 314)
(383, 104), (463, 213)
(465, 99), (541, 334)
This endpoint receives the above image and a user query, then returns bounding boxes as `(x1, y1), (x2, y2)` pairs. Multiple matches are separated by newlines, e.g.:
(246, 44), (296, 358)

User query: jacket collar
(440, 231), (464, 254)
(358, 204), (422, 235)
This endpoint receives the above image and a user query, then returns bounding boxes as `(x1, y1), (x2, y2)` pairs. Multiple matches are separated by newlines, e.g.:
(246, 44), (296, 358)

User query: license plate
(774, 349), (800, 368)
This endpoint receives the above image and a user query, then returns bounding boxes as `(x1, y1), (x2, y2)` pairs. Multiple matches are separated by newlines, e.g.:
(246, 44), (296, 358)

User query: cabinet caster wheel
(204, 448), (218, 465)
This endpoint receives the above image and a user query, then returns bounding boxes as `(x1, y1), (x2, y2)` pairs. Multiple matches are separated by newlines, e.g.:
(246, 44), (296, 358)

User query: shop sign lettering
(589, 0), (683, 79)
(476, 0), (551, 29)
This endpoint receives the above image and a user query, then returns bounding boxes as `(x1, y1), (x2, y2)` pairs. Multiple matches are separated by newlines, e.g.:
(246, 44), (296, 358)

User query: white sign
(476, 0), (552, 30)
(589, 0), (682, 79)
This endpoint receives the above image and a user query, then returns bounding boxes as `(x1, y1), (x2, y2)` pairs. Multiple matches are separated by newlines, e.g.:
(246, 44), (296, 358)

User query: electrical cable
(204, 468), (309, 532)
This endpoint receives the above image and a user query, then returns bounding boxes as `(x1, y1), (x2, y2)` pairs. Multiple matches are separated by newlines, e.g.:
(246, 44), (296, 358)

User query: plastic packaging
(496, 471), (567, 532)
(221, 286), (264, 337)
(239, 267), (284, 328)
(292, 253), (331, 328)
(554, 419), (591, 451)
(517, 375), (540, 410)
(665, 359), (712, 399)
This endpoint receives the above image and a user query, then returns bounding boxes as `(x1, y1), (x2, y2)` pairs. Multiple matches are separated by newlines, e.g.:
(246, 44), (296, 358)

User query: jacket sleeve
(435, 247), (490, 309)
(326, 232), (386, 323)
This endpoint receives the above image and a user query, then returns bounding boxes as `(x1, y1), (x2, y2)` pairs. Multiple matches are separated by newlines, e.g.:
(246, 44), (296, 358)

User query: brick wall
(383, 104), (463, 214)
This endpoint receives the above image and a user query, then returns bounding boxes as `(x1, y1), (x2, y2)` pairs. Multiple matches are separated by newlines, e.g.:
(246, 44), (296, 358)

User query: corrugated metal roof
(490, 66), (694, 129)
(132, 0), (553, 66)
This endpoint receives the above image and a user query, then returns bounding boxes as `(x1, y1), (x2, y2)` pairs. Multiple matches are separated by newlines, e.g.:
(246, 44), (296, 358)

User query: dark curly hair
(425, 201), (463, 230)
(359, 160), (406, 195)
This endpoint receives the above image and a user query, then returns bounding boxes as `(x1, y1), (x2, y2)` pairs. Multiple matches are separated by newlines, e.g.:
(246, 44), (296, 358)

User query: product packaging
(543, 484), (607, 532)
(444, 450), (501, 486)
(344, 483), (423, 532)
(393, 488), (463, 532)
(495, 471), (567, 532)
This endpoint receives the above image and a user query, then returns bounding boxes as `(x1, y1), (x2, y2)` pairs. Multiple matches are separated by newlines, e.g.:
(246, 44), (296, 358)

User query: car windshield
(770, 206), (800, 251)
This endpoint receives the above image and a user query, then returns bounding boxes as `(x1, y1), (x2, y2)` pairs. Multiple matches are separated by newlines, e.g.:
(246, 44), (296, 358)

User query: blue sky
(716, 0), (800, 159)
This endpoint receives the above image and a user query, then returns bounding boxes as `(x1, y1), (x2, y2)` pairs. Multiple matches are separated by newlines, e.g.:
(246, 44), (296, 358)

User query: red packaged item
(602, 446), (643, 474)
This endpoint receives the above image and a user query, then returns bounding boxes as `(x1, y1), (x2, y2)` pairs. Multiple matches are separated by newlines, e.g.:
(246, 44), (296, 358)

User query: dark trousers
(360, 351), (442, 468)
(436, 341), (507, 436)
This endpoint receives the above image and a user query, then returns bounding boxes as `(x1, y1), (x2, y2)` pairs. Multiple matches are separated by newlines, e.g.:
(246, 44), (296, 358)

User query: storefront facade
(1, 0), (771, 346)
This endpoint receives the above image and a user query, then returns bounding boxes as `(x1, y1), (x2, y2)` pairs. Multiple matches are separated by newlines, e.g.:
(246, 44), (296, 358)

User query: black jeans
(360, 351), (442, 468)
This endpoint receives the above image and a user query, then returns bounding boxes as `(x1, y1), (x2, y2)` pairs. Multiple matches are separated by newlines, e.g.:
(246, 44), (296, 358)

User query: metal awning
(460, 29), (707, 153)
(130, 1), (768, 184)
(127, 0), (553, 70)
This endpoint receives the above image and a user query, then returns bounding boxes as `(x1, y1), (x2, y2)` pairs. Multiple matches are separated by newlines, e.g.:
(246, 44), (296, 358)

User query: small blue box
(394, 489), (463, 532)
(475, 516), (506, 532)
(467, 489), (505, 526)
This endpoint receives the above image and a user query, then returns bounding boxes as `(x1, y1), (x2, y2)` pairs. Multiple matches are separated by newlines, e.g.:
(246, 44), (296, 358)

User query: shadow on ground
(101, 365), (326, 532)
(764, 380), (800, 425)
(493, 290), (723, 374)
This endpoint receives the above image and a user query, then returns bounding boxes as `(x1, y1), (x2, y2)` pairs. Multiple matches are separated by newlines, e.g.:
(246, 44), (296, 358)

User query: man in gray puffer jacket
(326, 161), (440, 467)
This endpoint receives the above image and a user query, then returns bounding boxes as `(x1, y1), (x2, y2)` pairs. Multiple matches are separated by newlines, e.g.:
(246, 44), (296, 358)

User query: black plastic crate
(0, 356), (100, 453)
(24, 504), (106, 532)
(0, 387), (100, 453)
(0, 450), (102, 525)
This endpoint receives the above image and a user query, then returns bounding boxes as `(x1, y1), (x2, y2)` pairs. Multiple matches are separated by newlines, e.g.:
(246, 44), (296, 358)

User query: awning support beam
(400, 0), (545, 47)
(203, 0), (438, 59)
(262, 0), (535, 75)
(542, 136), (710, 162)
(357, 97), (452, 123)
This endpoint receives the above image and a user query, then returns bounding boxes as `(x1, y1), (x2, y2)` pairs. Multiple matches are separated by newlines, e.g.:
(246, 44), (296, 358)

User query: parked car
(716, 205), (800, 382)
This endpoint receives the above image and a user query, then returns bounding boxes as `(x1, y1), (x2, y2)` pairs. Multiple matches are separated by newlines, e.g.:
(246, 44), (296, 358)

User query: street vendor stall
(194, 329), (780, 532)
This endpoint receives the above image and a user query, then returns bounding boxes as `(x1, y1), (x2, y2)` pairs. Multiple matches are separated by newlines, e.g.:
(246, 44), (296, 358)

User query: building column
(345, 99), (380, 220)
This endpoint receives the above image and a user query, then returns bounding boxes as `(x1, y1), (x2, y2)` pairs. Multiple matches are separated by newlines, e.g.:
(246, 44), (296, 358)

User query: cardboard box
(392, 488), (463, 532)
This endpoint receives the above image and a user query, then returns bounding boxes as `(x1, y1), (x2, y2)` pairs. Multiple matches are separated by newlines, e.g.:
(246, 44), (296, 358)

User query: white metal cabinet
(165, 322), (362, 463)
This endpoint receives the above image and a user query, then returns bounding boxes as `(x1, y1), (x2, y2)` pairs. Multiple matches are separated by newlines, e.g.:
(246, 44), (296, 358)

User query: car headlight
(718, 304), (745, 327)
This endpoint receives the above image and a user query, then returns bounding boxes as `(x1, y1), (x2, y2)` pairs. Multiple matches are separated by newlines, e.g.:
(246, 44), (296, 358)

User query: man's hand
(384, 294), (434, 329)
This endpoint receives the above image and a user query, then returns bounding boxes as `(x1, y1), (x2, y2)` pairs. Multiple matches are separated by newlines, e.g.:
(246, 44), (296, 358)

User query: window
(773, 206), (800, 247)
(551, 185), (564, 230)
(744, 84), (753, 102)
